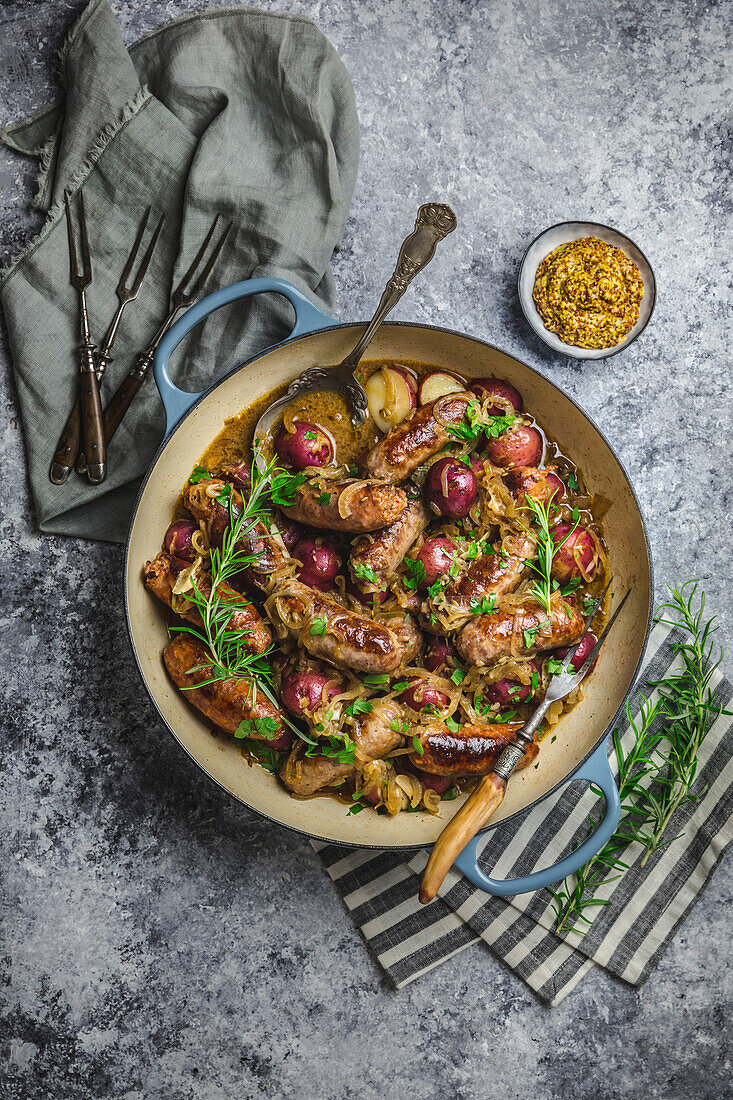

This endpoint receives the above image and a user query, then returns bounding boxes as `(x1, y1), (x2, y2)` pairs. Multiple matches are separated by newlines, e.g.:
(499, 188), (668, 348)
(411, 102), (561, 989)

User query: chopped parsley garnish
(546, 657), (564, 676)
(427, 579), (444, 600)
(495, 710), (518, 722)
(441, 785), (458, 801)
(234, 715), (281, 741)
(450, 668), (465, 685)
(317, 492), (332, 506)
(309, 617), (328, 636)
(347, 802), (365, 815)
(523, 620), (549, 649)
(567, 471), (579, 491)
(531, 671), (539, 693)
(412, 735), (424, 756)
(304, 431), (317, 440)
(353, 562), (378, 584)
(215, 482), (233, 507)
(246, 743), (285, 775)
(446, 401), (515, 445)
(445, 716), (461, 733)
(307, 733), (355, 763)
(391, 680), (411, 692)
(345, 699), (373, 717)
(403, 557), (427, 592)
(189, 465), (211, 484)
(363, 673), (389, 687)
(390, 717), (410, 733)
(469, 593), (496, 615)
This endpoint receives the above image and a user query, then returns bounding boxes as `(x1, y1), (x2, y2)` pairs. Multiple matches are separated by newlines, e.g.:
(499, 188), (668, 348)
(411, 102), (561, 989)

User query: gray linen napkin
(1, 0), (358, 542)
(314, 620), (733, 1003)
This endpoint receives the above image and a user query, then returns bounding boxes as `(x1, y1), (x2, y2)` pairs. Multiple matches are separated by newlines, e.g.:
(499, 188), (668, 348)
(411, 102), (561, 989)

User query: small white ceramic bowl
(518, 220), (656, 360)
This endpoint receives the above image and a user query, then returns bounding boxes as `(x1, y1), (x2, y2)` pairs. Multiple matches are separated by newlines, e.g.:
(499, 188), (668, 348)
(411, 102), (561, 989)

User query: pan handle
(451, 736), (621, 897)
(153, 277), (335, 434)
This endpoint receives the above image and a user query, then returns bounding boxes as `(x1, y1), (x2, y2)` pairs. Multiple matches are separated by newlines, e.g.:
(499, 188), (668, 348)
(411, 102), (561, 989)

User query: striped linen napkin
(311, 620), (733, 1003)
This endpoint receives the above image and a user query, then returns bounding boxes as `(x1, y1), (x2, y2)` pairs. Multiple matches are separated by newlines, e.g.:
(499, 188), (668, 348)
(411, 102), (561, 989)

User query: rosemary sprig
(523, 495), (579, 614)
(548, 582), (729, 934)
(175, 454), (301, 691)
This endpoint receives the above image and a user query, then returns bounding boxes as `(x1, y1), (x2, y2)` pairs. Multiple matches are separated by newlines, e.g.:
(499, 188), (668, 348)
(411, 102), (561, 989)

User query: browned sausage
(377, 611), (422, 666)
(279, 699), (405, 796)
(144, 552), (272, 654)
(409, 720), (537, 775)
(349, 498), (430, 590)
(267, 580), (419, 673)
(457, 594), (583, 666)
(424, 531), (535, 632)
(183, 479), (289, 591)
(280, 477), (407, 533)
(503, 466), (562, 504)
(357, 700), (405, 758)
(163, 635), (291, 749)
(362, 392), (473, 481)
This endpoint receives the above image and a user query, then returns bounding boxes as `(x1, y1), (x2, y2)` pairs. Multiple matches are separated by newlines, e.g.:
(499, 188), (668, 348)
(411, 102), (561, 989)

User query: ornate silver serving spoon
(254, 202), (457, 461)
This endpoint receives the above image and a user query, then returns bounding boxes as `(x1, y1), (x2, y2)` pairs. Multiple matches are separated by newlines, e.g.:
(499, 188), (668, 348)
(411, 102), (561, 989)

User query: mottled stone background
(1, 1), (731, 1097)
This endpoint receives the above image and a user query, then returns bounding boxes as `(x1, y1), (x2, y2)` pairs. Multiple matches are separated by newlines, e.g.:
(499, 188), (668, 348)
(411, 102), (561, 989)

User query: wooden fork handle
(80, 347), (106, 484)
(420, 773), (507, 904)
(103, 349), (153, 443)
(50, 395), (82, 484)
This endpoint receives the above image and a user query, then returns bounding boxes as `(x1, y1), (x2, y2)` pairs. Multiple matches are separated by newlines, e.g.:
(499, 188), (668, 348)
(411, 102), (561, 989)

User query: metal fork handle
(339, 202), (457, 374)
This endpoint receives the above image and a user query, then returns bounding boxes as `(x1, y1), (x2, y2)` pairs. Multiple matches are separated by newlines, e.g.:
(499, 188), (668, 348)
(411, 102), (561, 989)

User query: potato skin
(551, 524), (600, 582)
(485, 425), (543, 468)
(274, 421), (333, 470)
(470, 377), (523, 415)
(424, 459), (478, 519)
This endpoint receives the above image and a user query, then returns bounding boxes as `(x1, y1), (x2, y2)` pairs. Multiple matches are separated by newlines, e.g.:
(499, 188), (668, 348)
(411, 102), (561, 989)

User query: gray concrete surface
(1, 1), (731, 1097)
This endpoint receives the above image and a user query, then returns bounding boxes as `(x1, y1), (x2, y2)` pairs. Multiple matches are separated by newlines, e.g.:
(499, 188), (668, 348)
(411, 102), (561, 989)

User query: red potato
(273, 514), (306, 553)
(424, 458), (478, 519)
(411, 767), (455, 796)
(470, 454), (487, 481)
(423, 637), (460, 673)
(484, 425), (542, 468)
(418, 371), (465, 405)
(274, 421), (333, 470)
(397, 678), (450, 713)
(415, 536), (458, 589)
(554, 631), (599, 672)
(219, 460), (252, 493)
(280, 671), (342, 719)
(485, 662), (541, 706)
(365, 366), (416, 433)
(470, 377), (523, 416)
(293, 537), (342, 590)
(164, 520), (200, 563)
(390, 365), (418, 399)
(400, 590), (423, 614)
(551, 524), (600, 583)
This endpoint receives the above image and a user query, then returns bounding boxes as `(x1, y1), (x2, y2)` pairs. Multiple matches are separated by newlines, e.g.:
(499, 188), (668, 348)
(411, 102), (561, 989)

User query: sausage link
(409, 721), (537, 775)
(144, 552), (272, 654)
(267, 580), (419, 673)
(280, 477), (407, 532)
(457, 595), (583, 666)
(280, 747), (354, 796)
(424, 532), (535, 632)
(163, 635), (291, 749)
(362, 392), (473, 481)
(183, 479), (288, 591)
(349, 498), (430, 590)
(279, 699), (405, 796)
(356, 700), (405, 758)
(503, 466), (561, 504)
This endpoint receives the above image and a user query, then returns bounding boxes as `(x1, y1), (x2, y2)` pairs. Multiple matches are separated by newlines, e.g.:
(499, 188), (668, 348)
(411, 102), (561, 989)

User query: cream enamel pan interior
(126, 322), (652, 848)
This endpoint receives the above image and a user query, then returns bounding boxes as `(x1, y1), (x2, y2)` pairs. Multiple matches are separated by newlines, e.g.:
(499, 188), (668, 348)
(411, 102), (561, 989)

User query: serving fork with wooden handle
(419, 583), (630, 903)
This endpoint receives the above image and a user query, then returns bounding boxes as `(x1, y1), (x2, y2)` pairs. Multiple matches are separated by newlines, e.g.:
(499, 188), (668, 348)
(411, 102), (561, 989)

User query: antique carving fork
(75, 208), (165, 474)
(50, 206), (164, 483)
(253, 202), (457, 465)
(420, 582), (631, 903)
(53, 192), (106, 484)
(99, 214), (232, 451)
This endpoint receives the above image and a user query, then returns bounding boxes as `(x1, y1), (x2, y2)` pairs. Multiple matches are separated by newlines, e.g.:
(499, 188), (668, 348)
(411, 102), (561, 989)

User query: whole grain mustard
(532, 236), (644, 350)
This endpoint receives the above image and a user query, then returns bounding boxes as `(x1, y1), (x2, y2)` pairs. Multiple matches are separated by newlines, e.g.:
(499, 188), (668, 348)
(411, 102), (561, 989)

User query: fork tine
(117, 206), (151, 294)
(173, 213), (220, 297)
(64, 192), (79, 278)
(573, 590), (631, 680)
(130, 212), (165, 295)
(188, 221), (232, 300)
(77, 192), (92, 280)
